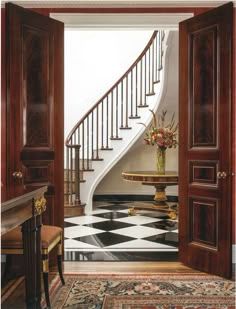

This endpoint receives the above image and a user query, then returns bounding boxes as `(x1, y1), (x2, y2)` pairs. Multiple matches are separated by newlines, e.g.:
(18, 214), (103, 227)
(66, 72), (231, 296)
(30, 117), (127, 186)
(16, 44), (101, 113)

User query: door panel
(191, 27), (217, 147)
(6, 3), (64, 228)
(23, 26), (51, 147)
(179, 2), (233, 278)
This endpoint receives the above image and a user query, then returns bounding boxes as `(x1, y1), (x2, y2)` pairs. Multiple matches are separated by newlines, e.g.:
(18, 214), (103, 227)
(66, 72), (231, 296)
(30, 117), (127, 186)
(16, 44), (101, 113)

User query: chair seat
(1, 225), (62, 249)
(1, 224), (64, 308)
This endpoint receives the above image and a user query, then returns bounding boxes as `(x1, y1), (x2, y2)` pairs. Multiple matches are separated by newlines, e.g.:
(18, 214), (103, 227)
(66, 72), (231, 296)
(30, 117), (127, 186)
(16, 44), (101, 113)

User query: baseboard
(93, 194), (178, 203)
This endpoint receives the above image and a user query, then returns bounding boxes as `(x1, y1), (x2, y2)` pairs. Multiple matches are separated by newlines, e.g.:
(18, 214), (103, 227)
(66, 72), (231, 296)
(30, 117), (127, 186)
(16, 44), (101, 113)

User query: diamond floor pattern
(64, 200), (178, 261)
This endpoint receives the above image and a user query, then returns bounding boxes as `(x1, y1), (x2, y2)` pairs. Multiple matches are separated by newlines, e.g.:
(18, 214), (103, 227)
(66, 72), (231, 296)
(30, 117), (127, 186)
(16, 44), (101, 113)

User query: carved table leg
(22, 215), (42, 309)
(153, 184), (168, 207)
(36, 215), (42, 307)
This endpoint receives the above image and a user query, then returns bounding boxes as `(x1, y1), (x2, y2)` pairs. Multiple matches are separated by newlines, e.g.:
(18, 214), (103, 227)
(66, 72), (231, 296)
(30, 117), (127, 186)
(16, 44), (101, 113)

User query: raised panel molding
(23, 161), (53, 185)
(189, 160), (218, 187)
(189, 197), (218, 250)
(189, 26), (218, 148)
(22, 25), (52, 149)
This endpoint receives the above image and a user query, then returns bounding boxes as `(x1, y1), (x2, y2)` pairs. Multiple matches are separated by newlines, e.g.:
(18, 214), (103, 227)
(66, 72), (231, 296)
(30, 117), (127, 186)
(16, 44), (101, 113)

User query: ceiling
(1, 0), (236, 8)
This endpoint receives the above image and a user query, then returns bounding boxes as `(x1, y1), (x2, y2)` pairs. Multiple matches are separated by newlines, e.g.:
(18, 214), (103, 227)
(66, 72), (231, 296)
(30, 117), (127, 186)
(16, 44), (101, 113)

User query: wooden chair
(1, 225), (65, 308)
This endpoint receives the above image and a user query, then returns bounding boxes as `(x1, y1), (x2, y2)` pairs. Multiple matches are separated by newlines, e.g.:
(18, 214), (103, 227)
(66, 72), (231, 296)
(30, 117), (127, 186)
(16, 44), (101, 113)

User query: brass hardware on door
(12, 171), (25, 189)
(12, 171), (23, 179)
(221, 172), (227, 179)
(217, 171), (227, 179)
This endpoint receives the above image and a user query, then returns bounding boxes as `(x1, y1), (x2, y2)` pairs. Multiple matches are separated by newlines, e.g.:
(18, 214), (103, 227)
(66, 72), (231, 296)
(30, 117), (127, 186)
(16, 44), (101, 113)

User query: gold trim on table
(34, 196), (47, 215)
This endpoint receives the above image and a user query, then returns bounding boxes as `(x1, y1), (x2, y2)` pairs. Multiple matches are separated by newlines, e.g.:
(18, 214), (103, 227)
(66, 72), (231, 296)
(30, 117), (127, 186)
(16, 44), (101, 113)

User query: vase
(156, 148), (166, 174)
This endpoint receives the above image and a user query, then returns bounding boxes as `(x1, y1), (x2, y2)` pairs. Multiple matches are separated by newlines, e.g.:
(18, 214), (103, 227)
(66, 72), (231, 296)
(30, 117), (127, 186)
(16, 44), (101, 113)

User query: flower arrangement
(143, 110), (178, 150)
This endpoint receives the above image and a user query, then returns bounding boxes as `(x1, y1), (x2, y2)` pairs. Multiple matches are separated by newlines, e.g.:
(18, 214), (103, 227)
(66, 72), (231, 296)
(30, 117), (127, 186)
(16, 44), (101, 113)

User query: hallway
(64, 199), (178, 261)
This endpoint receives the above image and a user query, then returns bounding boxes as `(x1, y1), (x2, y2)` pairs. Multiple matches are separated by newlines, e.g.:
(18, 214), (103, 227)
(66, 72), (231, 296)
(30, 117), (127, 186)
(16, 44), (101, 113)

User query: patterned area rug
(102, 295), (236, 309)
(44, 274), (235, 309)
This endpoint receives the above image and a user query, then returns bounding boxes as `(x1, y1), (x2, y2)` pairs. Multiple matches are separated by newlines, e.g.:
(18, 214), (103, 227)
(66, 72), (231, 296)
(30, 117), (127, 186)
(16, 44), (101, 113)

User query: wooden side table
(1, 186), (47, 309)
(122, 171), (178, 219)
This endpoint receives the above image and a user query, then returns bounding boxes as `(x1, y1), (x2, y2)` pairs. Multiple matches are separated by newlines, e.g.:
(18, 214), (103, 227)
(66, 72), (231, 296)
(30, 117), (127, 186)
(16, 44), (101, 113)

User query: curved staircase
(64, 30), (171, 216)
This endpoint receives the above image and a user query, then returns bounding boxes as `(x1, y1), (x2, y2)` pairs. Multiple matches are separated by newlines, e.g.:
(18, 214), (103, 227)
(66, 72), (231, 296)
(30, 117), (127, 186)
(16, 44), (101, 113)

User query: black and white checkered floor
(64, 201), (178, 261)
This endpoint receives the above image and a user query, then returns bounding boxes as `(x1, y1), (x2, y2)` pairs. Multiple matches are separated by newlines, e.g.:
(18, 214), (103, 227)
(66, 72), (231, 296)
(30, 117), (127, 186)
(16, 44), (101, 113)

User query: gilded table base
(128, 203), (178, 220)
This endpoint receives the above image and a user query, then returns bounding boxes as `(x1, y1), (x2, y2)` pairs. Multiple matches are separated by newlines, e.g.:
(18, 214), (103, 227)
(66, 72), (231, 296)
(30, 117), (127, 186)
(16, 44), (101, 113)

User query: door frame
(1, 5), (234, 274)
(51, 11), (234, 268)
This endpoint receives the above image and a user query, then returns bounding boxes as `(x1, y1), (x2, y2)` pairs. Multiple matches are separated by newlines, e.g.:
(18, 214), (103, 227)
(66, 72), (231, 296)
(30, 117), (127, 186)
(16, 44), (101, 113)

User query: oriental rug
(42, 273), (236, 309)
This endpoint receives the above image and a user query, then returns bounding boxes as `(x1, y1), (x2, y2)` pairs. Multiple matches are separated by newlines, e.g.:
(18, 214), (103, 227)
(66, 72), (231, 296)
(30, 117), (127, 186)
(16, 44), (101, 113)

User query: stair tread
(120, 127), (132, 130)
(129, 116), (141, 119)
(64, 180), (86, 182)
(146, 92), (155, 96)
(138, 104), (149, 108)
(64, 203), (86, 207)
(110, 137), (122, 140)
(100, 147), (114, 150)
(81, 168), (94, 172)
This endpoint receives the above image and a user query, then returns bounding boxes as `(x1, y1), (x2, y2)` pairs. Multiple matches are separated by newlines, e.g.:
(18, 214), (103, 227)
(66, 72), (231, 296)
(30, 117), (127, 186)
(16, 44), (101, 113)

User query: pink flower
(143, 110), (178, 150)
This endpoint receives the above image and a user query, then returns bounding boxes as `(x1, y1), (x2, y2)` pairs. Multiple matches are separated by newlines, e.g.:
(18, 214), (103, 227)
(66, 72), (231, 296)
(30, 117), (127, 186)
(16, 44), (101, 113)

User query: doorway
(51, 5), (233, 277)
(4, 2), (233, 279)
(57, 17), (186, 261)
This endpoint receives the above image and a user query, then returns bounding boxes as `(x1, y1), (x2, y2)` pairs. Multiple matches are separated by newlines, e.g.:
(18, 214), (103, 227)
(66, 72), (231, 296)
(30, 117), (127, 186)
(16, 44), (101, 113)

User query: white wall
(95, 31), (179, 197)
(65, 30), (153, 137)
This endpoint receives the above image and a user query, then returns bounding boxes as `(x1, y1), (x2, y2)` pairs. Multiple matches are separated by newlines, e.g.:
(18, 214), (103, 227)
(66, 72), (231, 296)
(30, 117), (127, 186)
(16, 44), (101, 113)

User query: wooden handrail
(65, 31), (157, 145)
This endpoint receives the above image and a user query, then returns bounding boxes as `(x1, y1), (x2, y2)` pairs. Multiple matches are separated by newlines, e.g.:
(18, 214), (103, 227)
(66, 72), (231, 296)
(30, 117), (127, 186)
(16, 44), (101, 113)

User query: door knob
(12, 171), (23, 179)
(217, 171), (227, 179)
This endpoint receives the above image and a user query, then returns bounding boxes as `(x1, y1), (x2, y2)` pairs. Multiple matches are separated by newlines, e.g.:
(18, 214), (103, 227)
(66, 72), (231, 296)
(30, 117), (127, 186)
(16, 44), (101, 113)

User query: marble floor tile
(64, 199), (179, 261)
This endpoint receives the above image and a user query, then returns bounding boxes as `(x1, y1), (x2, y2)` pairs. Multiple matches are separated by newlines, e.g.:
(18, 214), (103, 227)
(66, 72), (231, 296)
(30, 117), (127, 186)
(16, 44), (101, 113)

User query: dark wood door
(6, 3), (64, 228)
(179, 2), (233, 278)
